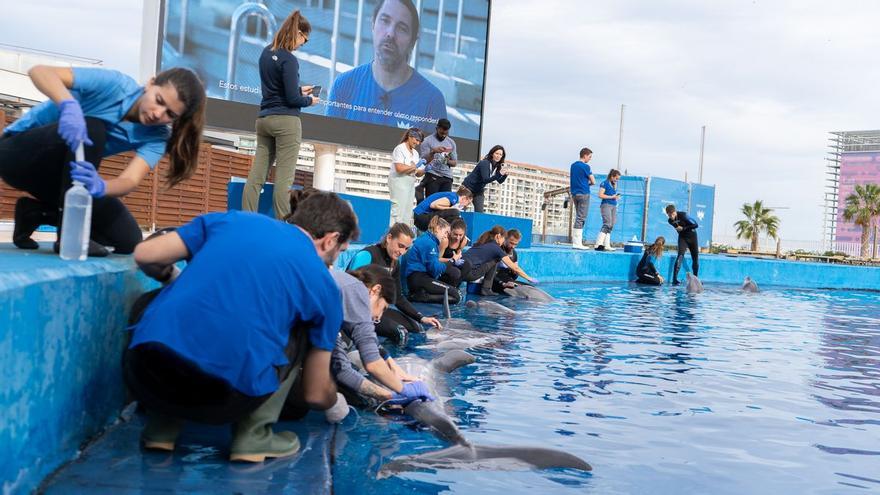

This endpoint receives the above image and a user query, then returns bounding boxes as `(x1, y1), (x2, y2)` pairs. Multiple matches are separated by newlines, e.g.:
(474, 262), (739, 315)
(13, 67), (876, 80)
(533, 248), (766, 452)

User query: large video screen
(158, 0), (490, 157)
(836, 151), (880, 243)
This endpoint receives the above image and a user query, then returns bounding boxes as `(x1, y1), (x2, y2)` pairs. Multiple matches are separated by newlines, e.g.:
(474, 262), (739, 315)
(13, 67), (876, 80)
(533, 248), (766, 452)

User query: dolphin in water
(378, 361), (592, 477)
(465, 299), (516, 316)
(685, 272), (703, 293)
(741, 276), (759, 293)
(502, 284), (555, 302)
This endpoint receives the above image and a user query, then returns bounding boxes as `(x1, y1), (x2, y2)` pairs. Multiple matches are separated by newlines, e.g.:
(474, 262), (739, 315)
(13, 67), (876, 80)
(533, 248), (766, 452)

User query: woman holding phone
(462, 145), (508, 213)
(242, 10), (319, 220)
(388, 128), (426, 227)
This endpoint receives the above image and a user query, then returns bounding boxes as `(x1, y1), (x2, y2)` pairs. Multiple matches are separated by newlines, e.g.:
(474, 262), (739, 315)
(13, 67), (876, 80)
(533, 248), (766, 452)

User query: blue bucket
(466, 282), (482, 294)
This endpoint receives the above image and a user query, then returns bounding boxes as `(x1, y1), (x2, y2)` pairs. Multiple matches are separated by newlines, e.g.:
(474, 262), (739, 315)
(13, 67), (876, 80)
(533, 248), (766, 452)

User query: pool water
(333, 282), (880, 494)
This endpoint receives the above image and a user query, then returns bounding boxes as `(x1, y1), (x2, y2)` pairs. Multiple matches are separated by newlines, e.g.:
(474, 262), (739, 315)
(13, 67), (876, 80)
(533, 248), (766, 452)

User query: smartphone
(311, 85), (323, 97)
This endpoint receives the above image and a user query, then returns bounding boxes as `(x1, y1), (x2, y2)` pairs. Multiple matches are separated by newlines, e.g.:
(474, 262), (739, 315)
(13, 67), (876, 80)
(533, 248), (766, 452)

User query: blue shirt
(599, 179), (618, 206)
(4, 67), (169, 169)
(129, 211), (343, 397)
(403, 232), (446, 280)
(570, 161), (593, 195)
(258, 45), (312, 117)
(414, 192), (459, 215)
(325, 62), (447, 133)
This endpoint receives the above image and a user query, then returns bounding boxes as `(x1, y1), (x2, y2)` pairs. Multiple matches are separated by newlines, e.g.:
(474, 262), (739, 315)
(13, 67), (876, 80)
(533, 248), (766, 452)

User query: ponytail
(154, 67), (206, 188)
(475, 225), (506, 246)
(273, 10), (312, 52)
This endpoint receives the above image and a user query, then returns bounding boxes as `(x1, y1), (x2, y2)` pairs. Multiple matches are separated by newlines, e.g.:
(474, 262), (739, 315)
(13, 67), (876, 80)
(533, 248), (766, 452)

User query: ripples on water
(333, 283), (880, 494)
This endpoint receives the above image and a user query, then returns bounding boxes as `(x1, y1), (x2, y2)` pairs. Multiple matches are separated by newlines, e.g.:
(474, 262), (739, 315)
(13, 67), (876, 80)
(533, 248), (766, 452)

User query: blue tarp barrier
(582, 175), (648, 243)
(645, 177), (691, 244)
(689, 183), (716, 248)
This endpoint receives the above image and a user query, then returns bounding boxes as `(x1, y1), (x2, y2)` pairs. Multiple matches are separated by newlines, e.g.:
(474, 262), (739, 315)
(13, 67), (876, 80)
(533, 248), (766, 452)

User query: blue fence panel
(582, 175), (648, 243)
(645, 177), (691, 243)
(460, 212), (534, 249)
(337, 193), (392, 245)
(689, 183), (716, 248)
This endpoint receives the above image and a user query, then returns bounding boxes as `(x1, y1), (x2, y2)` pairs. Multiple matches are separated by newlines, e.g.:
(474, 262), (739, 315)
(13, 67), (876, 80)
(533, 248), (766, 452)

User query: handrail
(226, 2), (277, 100)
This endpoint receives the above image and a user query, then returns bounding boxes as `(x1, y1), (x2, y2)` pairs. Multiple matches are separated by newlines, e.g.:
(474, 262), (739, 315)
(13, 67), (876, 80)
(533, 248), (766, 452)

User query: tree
(734, 200), (780, 252)
(842, 183), (880, 259)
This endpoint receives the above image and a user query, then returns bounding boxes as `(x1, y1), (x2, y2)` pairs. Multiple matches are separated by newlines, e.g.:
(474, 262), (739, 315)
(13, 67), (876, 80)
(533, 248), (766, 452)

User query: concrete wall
(0, 246), (156, 495)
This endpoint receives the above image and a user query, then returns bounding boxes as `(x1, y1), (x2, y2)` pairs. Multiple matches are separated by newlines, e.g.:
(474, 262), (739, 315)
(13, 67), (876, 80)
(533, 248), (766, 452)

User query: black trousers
(375, 307), (422, 345)
(673, 232), (700, 281)
(407, 267), (462, 304)
(425, 174), (453, 196)
(414, 209), (461, 232)
(636, 272), (662, 285)
(0, 119), (142, 253)
(472, 192), (485, 213)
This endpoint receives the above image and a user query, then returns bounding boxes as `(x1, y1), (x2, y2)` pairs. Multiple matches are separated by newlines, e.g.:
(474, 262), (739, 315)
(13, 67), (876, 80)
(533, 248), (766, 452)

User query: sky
(3, 0), (880, 241)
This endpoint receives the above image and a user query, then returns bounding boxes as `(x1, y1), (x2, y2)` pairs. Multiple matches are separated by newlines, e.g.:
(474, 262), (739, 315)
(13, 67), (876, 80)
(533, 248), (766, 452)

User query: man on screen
(325, 0), (447, 131)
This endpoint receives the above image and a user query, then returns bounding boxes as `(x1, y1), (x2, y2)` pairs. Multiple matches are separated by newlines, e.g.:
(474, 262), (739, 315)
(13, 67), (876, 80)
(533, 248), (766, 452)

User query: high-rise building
(824, 130), (880, 250)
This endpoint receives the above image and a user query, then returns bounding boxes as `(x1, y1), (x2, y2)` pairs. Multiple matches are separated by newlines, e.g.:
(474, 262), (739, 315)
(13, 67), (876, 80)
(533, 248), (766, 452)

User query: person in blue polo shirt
(0, 65), (205, 256)
(124, 191), (358, 463)
(595, 169), (622, 251)
(412, 186), (473, 232)
(569, 147), (595, 250)
(325, 0), (446, 131)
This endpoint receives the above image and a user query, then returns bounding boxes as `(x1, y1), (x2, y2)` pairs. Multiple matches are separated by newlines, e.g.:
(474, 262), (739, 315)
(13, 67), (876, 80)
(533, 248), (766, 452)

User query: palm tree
(734, 200), (780, 252)
(842, 183), (880, 259)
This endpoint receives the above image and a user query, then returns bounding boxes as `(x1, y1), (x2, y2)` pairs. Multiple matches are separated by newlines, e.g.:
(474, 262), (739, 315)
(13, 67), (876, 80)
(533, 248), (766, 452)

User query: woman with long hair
(347, 222), (442, 344)
(388, 128), (426, 226)
(461, 225), (536, 295)
(242, 10), (318, 219)
(636, 236), (665, 285)
(0, 65), (205, 256)
(461, 145), (509, 213)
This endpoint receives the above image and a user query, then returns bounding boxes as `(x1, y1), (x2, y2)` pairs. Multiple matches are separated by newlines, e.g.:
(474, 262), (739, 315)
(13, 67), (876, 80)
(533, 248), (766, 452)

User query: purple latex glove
(390, 381), (436, 405)
(57, 99), (93, 151)
(529, 278), (540, 285)
(69, 160), (106, 198)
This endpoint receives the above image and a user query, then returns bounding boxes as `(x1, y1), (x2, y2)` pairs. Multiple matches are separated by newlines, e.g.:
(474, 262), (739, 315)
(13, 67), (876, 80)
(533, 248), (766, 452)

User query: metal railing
(226, 1), (278, 100)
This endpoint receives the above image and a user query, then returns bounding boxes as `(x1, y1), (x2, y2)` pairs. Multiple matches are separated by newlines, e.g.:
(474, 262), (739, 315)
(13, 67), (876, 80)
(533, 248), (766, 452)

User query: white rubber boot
(595, 232), (606, 251)
(572, 229), (588, 250)
(604, 232), (616, 251)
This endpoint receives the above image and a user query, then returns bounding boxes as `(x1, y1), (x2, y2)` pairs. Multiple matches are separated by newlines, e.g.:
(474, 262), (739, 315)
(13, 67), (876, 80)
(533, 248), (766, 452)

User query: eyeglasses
(299, 31), (309, 44)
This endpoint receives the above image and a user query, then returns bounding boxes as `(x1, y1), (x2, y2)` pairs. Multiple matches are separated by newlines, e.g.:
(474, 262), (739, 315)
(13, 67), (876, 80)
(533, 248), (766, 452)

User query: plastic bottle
(59, 143), (92, 261)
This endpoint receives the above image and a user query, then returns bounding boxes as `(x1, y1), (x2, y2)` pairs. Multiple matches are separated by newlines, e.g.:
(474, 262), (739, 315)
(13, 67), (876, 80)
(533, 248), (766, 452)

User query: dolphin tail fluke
(378, 444), (592, 478)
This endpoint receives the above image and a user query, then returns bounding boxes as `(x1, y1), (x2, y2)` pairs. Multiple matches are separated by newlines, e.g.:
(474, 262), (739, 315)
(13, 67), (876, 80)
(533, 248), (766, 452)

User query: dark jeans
(472, 192), (485, 213)
(0, 119), (142, 253)
(673, 232), (700, 282)
(425, 174), (453, 197)
(414, 209), (461, 232)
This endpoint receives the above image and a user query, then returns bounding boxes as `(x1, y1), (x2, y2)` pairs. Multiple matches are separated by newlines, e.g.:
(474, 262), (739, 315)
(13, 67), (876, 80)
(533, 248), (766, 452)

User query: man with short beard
(326, 0), (446, 132)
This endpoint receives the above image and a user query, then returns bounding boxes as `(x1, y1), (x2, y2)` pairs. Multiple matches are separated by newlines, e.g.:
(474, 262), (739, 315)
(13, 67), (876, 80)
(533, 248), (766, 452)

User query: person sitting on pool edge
(412, 186), (473, 232)
(347, 223), (442, 345)
(636, 236), (665, 285)
(330, 264), (434, 410)
(125, 191), (357, 462)
(461, 226), (537, 296)
(439, 217), (470, 271)
(403, 215), (463, 304)
(490, 228), (527, 293)
(666, 204), (699, 285)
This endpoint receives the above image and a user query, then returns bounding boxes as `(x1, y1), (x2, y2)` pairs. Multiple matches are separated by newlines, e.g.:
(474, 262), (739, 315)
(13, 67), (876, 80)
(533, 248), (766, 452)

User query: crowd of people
(0, 5), (703, 465)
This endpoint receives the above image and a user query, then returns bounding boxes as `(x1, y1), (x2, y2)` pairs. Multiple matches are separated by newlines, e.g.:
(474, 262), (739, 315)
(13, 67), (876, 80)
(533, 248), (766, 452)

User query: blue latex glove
(416, 158), (427, 169)
(390, 381), (436, 405)
(69, 160), (106, 198)
(57, 99), (93, 151)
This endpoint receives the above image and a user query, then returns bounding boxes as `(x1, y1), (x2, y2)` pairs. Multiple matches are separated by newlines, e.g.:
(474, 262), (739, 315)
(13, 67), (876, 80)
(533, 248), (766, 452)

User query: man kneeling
(125, 192), (358, 462)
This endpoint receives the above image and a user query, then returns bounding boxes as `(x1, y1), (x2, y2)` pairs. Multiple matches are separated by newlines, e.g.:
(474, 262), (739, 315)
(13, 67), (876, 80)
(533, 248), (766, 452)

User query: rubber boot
(572, 229), (588, 250)
(594, 232), (606, 251)
(142, 411), (183, 452)
(229, 368), (300, 462)
(13, 197), (54, 250)
(603, 232), (616, 252)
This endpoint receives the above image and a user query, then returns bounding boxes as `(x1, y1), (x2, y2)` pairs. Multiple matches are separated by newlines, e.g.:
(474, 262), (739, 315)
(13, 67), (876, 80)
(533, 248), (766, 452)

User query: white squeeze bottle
(59, 143), (92, 261)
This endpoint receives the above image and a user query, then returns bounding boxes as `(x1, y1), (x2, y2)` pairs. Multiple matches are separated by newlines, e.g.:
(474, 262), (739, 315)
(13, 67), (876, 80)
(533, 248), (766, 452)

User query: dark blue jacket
(463, 159), (507, 194)
(403, 232), (446, 279)
(258, 46), (312, 117)
(668, 211), (699, 233)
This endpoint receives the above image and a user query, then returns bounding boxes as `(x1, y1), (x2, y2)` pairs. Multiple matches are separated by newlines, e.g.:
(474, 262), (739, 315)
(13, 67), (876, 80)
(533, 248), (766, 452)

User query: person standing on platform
(666, 204), (700, 285)
(462, 145), (509, 213)
(242, 10), (318, 220)
(388, 128), (426, 227)
(0, 65), (205, 256)
(595, 169), (622, 251)
(570, 147), (595, 250)
(416, 118), (457, 202)
(125, 192), (358, 462)
(412, 186), (473, 232)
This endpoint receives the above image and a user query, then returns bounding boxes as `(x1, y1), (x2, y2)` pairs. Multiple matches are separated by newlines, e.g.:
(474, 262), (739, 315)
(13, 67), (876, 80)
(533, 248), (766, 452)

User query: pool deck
(2, 242), (880, 494)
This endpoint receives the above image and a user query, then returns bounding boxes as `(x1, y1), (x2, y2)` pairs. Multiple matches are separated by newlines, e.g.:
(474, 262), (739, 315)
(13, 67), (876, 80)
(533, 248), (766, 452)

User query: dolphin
(685, 272), (703, 293)
(465, 299), (516, 316)
(741, 276), (759, 293)
(502, 284), (555, 302)
(377, 362), (592, 478)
